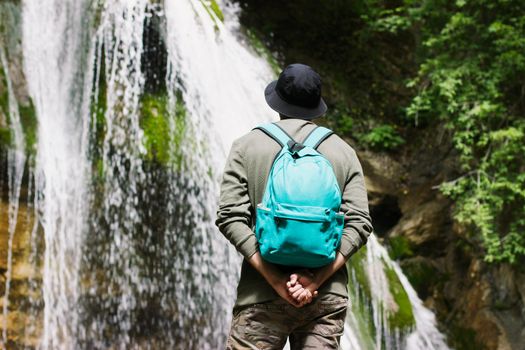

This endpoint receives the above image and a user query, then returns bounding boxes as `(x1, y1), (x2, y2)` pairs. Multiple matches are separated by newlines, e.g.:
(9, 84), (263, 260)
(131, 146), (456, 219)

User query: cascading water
(341, 235), (450, 350)
(0, 40), (26, 349)
(0, 0), (453, 348)
(21, 0), (275, 348)
(22, 0), (95, 347)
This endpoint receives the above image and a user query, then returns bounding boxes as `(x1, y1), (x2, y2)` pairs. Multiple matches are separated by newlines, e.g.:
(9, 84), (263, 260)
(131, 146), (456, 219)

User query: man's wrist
(248, 252), (281, 286)
(309, 274), (323, 292)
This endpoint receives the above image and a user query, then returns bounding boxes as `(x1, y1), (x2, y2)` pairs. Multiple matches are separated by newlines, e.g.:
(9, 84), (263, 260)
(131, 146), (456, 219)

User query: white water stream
(0, 0), (451, 348)
(0, 40), (26, 349)
(22, 1), (94, 347)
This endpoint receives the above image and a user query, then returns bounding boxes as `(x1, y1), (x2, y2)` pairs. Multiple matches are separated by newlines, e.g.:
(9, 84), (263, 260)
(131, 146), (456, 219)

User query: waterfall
(0, 0), (452, 348)
(22, 0), (94, 347)
(0, 40), (27, 348)
(341, 235), (450, 350)
(20, 0), (274, 348)
(161, 0), (275, 347)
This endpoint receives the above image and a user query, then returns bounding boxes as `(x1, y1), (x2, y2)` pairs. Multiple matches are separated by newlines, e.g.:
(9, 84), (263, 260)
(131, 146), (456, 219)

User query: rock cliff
(359, 126), (525, 349)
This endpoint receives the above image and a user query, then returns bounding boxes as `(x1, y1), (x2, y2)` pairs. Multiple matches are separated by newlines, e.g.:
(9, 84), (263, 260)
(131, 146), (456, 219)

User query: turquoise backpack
(254, 123), (344, 268)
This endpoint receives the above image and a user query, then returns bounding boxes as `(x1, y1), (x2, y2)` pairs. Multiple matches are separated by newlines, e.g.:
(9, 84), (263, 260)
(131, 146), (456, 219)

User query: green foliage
(361, 124), (405, 150)
(234, 0), (415, 134)
(361, 5), (413, 33)
(388, 0), (525, 264)
(330, 104), (355, 135)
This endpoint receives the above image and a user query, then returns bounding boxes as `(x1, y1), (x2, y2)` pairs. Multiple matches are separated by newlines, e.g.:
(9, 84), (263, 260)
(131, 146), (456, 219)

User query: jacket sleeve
(338, 149), (374, 258)
(215, 139), (258, 259)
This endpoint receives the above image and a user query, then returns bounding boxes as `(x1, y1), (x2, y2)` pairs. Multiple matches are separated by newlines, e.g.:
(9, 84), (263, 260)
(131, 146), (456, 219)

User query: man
(216, 63), (373, 349)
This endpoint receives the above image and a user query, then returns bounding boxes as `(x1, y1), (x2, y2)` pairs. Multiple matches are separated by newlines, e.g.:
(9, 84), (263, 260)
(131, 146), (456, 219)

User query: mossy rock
(347, 245), (371, 297)
(388, 235), (414, 260)
(87, 76), (188, 177)
(347, 246), (415, 342)
(208, 0), (224, 22)
(0, 127), (10, 149)
(199, 0), (224, 30)
(141, 94), (171, 164)
(346, 246), (377, 349)
(448, 324), (485, 350)
(18, 101), (37, 154)
(0, 64), (37, 155)
(0, 65), (10, 149)
(383, 260), (415, 330)
(140, 93), (186, 168)
(245, 28), (281, 76)
(399, 257), (442, 299)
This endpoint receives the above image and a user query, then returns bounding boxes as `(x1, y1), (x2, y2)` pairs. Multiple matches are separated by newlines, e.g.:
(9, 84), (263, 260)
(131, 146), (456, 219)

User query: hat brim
(264, 80), (327, 120)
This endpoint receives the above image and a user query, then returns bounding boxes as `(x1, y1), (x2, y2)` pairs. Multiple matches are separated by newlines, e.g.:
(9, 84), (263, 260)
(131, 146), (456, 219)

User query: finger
(289, 274), (298, 286)
(297, 290), (307, 303)
(288, 283), (303, 294)
(301, 290), (313, 303)
(293, 288), (305, 300)
(288, 284), (303, 294)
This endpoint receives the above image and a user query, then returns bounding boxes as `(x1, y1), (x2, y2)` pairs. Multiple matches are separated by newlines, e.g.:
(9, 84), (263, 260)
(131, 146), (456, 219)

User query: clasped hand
(249, 252), (338, 308)
(285, 270), (319, 307)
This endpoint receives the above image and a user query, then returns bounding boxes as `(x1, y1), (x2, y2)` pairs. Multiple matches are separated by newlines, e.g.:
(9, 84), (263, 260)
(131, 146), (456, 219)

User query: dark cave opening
(369, 194), (402, 236)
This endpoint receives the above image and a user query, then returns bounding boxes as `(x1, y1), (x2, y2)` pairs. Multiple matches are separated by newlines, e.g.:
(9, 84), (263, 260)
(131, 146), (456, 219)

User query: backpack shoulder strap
(303, 126), (334, 149)
(253, 123), (295, 148)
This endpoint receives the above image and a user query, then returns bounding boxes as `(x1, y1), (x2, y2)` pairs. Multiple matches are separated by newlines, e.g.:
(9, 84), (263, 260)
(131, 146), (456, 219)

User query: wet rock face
(0, 188), (42, 349)
(1, 2), (30, 106)
(356, 129), (525, 350)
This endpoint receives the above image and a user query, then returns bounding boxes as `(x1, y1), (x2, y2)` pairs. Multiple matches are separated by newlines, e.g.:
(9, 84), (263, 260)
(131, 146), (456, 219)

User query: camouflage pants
(226, 294), (348, 350)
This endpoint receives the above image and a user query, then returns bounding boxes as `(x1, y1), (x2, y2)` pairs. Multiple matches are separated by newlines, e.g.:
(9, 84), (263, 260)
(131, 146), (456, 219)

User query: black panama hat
(265, 63), (327, 120)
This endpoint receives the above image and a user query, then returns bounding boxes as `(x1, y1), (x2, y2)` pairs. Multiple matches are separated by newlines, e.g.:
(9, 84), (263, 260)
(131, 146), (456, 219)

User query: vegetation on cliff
(236, 0), (525, 265)
(392, 0), (525, 265)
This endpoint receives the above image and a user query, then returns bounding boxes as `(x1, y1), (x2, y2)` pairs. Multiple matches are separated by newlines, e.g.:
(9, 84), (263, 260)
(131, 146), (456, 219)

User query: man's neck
(279, 114), (306, 121)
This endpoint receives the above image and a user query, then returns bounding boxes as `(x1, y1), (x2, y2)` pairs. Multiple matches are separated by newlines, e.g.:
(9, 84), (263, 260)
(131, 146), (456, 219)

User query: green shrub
(380, 0), (525, 264)
(361, 124), (405, 150)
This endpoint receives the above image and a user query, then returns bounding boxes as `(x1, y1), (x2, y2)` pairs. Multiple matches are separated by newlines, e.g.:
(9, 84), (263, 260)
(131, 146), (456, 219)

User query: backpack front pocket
(256, 203), (343, 268)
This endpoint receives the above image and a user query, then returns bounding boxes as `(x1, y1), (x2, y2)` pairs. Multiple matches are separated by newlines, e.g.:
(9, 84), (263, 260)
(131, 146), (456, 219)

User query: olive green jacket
(215, 118), (373, 307)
